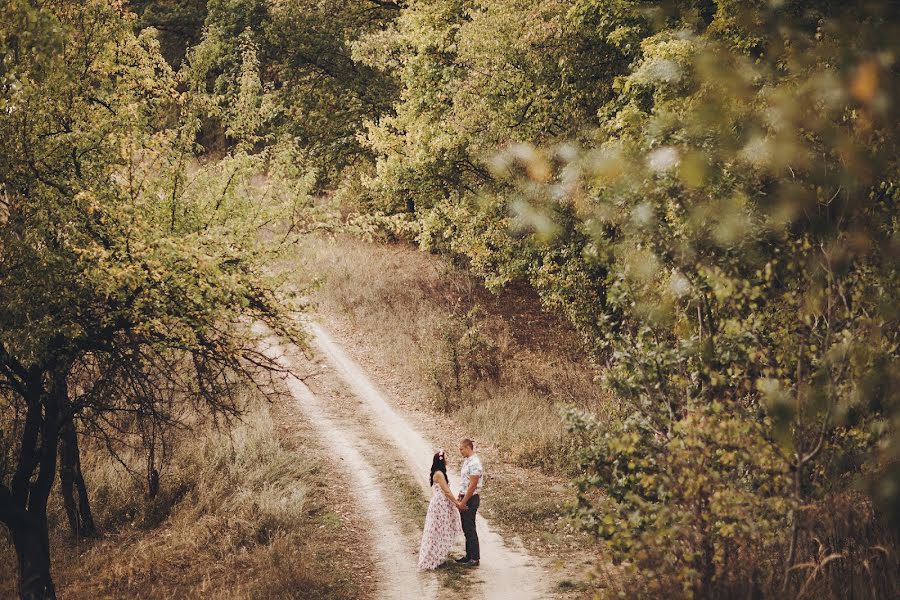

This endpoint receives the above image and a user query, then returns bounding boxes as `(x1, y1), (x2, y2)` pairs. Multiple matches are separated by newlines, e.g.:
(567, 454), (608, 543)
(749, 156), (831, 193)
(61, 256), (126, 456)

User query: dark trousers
(459, 494), (480, 560)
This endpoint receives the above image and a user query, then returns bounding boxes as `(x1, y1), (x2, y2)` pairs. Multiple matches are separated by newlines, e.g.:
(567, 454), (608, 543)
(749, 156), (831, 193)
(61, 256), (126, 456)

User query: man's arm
(458, 474), (480, 510)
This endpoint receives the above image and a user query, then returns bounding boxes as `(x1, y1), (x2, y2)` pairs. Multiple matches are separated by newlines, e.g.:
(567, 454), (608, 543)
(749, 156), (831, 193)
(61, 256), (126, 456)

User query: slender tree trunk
(698, 492), (715, 595)
(58, 418), (96, 537)
(1, 432), (59, 600)
(2, 368), (65, 600)
(10, 518), (57, 600)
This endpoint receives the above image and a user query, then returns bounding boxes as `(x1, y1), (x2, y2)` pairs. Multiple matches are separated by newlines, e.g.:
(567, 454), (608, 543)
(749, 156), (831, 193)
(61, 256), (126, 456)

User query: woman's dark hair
(429, 451), (448, 486)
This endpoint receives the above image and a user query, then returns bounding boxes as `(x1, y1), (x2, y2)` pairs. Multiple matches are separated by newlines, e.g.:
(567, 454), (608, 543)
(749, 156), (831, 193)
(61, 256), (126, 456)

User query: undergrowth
(1, 396), (361, 599)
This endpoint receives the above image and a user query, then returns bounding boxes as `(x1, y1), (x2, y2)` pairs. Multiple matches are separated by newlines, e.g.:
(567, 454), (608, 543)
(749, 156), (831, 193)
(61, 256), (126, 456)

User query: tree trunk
(58, 418), (96, 538)
(2, 368), (64, 600)
(10, 518), (57, 600)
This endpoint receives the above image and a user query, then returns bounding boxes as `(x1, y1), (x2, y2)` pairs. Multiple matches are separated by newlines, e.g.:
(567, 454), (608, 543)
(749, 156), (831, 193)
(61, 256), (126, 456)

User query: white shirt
(458, 454), (484, 496)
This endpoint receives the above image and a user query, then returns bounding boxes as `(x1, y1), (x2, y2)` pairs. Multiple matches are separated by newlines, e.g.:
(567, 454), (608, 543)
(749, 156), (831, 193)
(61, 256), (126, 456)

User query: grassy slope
(298, 235), (612, 471)
(0, 394), (373, 599)
(296, 235), (616, 593)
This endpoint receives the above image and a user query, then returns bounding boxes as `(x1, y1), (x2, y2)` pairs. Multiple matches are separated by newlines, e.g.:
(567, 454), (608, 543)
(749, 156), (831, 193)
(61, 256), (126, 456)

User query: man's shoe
(455, 556), (471, 564)
(467, 560), (480, 567)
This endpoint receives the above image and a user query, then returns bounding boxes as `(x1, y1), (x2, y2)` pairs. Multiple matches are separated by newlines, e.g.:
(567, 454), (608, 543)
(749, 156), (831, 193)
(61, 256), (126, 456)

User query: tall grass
(1, 396), (362, 599)
(297, 235), (612, 473)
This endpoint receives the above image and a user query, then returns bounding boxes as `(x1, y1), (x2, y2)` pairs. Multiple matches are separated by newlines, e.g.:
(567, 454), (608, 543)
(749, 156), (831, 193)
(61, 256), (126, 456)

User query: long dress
(417, 482), (463, 570)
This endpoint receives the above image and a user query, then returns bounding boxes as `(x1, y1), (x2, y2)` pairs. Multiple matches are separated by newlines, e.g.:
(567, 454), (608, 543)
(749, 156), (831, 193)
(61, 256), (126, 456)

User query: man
(456, 438), (483, 566)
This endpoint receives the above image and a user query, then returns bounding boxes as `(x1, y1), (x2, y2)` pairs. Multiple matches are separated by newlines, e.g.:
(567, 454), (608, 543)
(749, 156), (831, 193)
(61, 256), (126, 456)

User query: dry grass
(292, 234), (608, 595)
(296, 234), (612, 474)
(1, 394), (367, 599)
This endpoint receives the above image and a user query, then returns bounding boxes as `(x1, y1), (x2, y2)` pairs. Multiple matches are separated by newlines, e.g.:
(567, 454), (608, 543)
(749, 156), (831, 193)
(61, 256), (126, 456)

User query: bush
(572, 404), (793, 596)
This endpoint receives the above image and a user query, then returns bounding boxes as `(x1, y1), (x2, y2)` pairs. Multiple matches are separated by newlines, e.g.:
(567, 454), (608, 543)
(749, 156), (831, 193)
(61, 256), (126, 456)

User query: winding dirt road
(261, 322), (551, 599)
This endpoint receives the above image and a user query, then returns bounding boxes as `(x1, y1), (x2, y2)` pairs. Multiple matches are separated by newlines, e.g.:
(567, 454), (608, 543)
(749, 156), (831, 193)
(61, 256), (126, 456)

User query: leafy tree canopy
(353, 0), (899, 595)
(0, 2), (305, 596)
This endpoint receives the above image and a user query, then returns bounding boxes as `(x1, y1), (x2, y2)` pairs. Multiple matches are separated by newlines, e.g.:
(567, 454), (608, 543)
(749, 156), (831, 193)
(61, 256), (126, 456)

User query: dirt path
(261, 334), (439, 600)
(307, 322), (551, 600)
(261, 321), (552, 599)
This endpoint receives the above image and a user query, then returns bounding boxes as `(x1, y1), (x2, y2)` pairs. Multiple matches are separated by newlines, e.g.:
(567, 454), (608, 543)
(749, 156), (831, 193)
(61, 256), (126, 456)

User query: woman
(417, 450), (463, 570)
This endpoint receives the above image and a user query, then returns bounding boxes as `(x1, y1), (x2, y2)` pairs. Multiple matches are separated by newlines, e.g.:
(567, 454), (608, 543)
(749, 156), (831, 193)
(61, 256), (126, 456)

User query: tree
(128, 0), (208, 68)
(355, 0), (625, 216)
(158, 0), (400, 183)
(262, 0), (400, 184)
(497, 1), (898, 595)
(0, 2), (304, 597)
(354, 0), (898, 595)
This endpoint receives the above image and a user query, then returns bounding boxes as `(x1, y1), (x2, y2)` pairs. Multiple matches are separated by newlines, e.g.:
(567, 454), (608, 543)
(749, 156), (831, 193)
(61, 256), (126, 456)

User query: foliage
(354, 0), (899, 597)
(0, 1), (307, 596)
(354, 0), (625, 213)
(128, 0), (208, 67)
(168, 0), (400, 184)
(425, 306), (500, 412)
(0, 0), (301, 381)
(571, 404), (793, 595)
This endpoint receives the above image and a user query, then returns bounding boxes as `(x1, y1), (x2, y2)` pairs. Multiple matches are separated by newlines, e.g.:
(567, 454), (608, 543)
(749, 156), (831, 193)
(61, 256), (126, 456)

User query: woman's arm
(433, 471), (457, 504)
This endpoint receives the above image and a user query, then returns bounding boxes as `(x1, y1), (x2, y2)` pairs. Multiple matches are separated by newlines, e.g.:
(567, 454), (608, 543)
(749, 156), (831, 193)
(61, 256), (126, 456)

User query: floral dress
(417, 482), (463, 570)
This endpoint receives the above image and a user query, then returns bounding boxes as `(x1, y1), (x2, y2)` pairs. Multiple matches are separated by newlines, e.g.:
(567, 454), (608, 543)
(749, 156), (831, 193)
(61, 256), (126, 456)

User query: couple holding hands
(417, 438), (483, 570)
